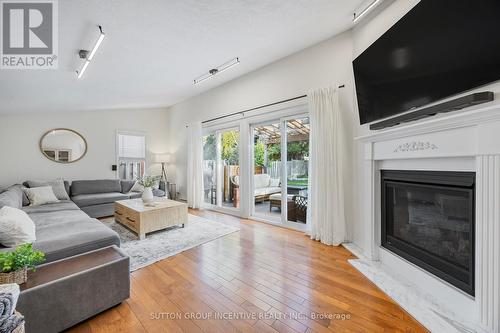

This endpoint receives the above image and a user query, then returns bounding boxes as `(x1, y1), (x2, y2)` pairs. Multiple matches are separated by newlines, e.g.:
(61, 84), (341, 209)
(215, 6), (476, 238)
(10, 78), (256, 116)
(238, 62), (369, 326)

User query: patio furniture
(293, 195), (308, 223)
(287, 185), (308, 195)
(269, 193), (294, 211)
(269, 193), (297, 221)
(231, 174), (281, 202)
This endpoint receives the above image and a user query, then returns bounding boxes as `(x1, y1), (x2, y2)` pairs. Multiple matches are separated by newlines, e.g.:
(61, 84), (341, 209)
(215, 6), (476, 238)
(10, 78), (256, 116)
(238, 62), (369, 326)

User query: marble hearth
(349, 101), (500, 333)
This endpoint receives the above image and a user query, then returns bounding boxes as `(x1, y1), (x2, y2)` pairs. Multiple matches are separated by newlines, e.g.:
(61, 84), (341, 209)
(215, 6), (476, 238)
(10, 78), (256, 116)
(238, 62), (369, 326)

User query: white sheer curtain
(306, 87), (346, 246)
(186, 122), (203, 209)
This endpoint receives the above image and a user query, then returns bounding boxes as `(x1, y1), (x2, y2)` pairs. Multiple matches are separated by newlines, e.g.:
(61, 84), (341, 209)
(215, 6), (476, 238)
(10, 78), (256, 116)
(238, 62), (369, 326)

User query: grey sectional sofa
(23, 179), (166, 219)
(69, 179), (166, 218)
(0, 183), (133, 332)
(0, 179), (166, 260)
(0, 184), (120, 263)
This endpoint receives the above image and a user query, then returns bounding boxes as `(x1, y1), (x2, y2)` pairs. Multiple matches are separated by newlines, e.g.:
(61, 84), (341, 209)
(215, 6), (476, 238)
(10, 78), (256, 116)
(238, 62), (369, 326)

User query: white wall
(166, 30), (356, 237)
(167, 30), (355, 193)
(0, 108), (169, 187)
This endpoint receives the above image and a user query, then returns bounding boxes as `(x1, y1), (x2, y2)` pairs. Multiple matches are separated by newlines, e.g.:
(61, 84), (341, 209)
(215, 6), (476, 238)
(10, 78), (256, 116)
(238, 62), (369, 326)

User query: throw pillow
(23, 186), (59, 206)
(130, 181), (144, 193)
(0, 206), (36, 247)
(269, 178), (280, 187)
(0, 187), (23, 209)
(26, 179), (70, 201)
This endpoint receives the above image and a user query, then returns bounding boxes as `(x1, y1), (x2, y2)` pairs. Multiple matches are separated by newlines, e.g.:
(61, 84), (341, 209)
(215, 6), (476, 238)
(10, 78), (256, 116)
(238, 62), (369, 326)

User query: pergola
(254, 119), (310, 144)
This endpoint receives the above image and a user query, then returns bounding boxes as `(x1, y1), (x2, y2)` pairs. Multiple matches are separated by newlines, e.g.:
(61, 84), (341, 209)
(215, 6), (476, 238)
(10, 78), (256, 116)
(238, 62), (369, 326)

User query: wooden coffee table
(114, 198), (188, 239)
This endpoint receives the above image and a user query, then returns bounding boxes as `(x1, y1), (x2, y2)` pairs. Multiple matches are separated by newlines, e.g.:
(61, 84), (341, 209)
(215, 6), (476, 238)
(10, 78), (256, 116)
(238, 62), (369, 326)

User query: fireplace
(381, 170), (475, 296)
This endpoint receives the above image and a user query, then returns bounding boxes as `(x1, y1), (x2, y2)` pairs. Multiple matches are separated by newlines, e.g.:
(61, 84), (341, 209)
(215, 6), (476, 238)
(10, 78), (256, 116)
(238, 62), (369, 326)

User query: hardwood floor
(68, 209), (428, 333)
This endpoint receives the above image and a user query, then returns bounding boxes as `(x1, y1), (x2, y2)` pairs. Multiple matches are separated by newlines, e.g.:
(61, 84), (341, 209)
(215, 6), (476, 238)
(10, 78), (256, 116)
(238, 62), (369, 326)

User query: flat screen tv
(353, 0), (500, 125)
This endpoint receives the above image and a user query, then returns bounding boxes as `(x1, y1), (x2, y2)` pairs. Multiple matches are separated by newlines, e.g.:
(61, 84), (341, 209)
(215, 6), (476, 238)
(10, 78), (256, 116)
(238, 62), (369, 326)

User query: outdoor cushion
(269, 178), (280, 187)
(263, 187), (282, 195)
(33, 218), (120, 263)
(70, 179), (122, 196)
(254, 174), (271, 188)
(71, 192), (129, 207)
(269, 193), (294, 201)
(254, 188), (268, 197)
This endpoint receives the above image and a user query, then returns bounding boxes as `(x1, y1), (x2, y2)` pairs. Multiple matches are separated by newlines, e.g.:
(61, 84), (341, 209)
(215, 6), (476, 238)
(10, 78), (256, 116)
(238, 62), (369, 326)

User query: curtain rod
(185, 84), (345, 127)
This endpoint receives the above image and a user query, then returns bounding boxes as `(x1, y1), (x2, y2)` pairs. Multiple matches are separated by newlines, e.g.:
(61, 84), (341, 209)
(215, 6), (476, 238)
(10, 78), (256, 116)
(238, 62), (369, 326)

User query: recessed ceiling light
(76, 26), (106, 79)
(194, 57), (240, 85)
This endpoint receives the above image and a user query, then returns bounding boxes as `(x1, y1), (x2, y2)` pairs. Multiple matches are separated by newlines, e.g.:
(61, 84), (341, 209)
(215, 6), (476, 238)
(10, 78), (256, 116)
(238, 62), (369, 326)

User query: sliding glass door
(202, 127), (241, 213)
(284, 116), (309, 226)
(252, 120), (282, 222)
(251, 115), (310, 230)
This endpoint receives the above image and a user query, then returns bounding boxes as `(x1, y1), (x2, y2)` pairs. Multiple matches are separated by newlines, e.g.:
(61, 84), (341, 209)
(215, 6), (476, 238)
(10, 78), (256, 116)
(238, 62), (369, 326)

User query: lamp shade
(155, 153), (171, 163)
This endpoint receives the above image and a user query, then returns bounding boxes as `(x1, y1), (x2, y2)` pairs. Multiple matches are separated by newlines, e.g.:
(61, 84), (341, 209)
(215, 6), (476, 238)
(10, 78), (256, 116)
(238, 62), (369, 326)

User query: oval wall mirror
(40, 128), (87, 163)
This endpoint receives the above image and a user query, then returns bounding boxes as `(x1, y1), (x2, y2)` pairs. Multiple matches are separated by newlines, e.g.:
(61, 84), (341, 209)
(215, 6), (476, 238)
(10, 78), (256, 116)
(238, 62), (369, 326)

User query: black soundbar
(369, 91), (494, 130)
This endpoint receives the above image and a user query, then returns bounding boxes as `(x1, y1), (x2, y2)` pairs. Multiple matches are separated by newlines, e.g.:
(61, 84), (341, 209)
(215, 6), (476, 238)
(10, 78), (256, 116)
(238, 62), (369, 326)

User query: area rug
(101, 214), (240, 271)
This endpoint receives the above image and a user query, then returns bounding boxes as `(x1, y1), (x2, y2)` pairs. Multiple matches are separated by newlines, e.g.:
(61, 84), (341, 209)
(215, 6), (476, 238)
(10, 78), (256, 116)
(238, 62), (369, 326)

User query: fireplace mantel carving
(393, 141), (438, 153)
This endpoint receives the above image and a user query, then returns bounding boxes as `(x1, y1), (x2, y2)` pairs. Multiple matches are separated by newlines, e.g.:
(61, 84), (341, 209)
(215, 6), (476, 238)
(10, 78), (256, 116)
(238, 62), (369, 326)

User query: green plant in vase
(138, 175), (160, 205)
(0, 243), (45, 284)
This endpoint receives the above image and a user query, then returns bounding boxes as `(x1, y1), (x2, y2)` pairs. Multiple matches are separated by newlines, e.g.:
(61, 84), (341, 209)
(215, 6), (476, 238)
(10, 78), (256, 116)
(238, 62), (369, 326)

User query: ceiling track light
(194, 57), (240, 85)
(76, 25), (106, 79)
(353, 0), (382, 23)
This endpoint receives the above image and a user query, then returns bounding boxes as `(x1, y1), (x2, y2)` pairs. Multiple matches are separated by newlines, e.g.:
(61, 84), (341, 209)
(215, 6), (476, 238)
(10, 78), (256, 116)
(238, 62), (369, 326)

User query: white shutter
(118, 134), (145, 159)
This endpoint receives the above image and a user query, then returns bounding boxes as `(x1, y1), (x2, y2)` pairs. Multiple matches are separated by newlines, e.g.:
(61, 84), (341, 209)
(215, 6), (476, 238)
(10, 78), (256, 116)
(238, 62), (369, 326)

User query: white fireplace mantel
(350, 101), (500, 333)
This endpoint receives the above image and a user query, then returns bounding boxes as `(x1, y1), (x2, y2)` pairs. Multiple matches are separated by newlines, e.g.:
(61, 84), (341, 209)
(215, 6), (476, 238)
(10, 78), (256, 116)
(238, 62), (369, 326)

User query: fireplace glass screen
(382, 170), (475, 295)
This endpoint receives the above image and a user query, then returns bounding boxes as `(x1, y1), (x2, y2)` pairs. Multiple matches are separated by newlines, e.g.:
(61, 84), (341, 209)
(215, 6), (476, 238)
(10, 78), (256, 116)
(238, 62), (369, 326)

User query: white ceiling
(0, 0), (365, 114)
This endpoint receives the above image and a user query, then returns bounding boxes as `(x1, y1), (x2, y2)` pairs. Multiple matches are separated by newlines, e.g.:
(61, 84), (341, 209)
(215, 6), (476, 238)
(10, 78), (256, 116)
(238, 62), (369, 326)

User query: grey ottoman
(17, 246), (130, 333)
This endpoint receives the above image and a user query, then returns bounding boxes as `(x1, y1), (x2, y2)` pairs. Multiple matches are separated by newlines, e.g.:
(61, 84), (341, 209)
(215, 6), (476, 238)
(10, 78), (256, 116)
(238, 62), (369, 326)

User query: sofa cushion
(254, 188), (268, 197)
(0, 206), (36, 247)
(128, 192), (142, 199)
(72, 192), (129, 207)
(152, 188), (166, 197)
(28, 208), (90, 228)
(23, 186), (59, 206)
(0, 186), (23, 209)
(22, 200), (80, 215)
(25, 179), (70, 200)
(264, 187), (282, 196)
(269, 178), (280, 187)
(120, 180), (136, 194)
(70, 179), (122, 196)
(33, 218), (120, 263)
(254, 174), (271, 188)
(7, 185), (30, 206)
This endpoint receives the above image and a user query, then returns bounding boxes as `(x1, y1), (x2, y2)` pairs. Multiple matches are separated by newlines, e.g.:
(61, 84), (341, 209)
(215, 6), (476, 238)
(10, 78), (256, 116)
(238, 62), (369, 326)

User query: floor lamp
(155, 153), (170, 184)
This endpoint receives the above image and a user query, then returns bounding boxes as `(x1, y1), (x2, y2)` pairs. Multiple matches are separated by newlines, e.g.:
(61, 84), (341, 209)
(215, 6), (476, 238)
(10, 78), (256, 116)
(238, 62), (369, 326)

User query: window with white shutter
(117, 132), (146, 180)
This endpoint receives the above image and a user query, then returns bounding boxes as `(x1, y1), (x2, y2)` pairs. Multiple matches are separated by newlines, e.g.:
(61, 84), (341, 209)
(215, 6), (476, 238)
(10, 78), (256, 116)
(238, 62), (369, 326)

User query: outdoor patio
(203, 117), (309, 224)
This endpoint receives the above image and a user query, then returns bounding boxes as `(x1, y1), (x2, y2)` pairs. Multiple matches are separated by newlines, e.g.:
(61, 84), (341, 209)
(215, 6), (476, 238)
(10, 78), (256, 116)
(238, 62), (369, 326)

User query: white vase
(142, 187), (154, 204)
